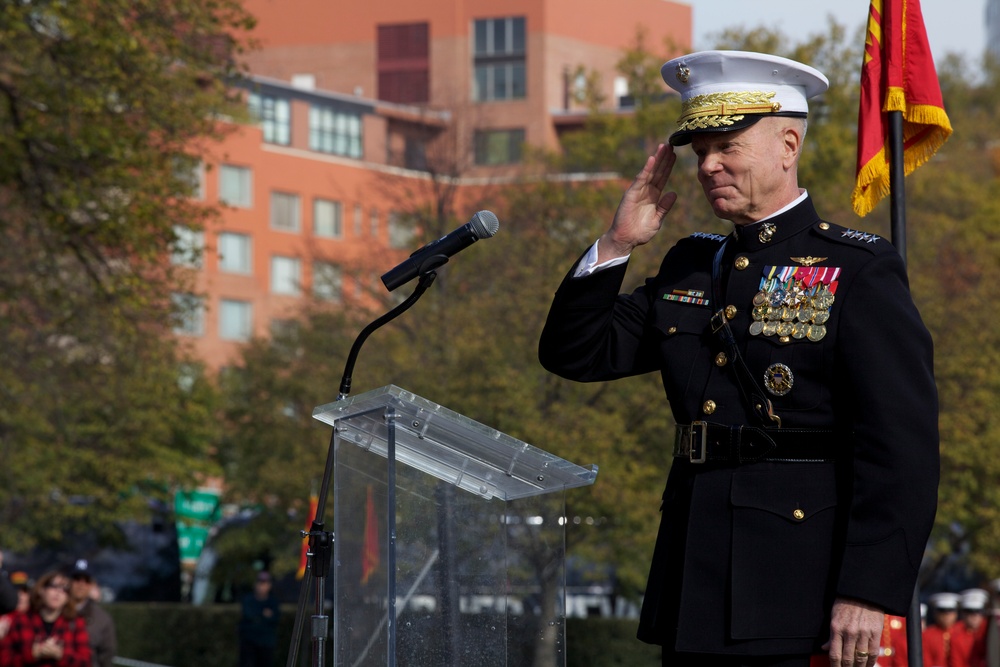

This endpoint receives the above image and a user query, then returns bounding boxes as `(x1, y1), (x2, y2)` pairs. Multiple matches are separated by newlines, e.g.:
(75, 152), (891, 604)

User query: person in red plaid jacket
(0, 571), (91, 667)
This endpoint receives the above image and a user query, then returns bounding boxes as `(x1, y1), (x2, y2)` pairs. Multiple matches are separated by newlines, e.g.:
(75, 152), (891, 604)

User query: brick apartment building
(175, 0), (691, 369)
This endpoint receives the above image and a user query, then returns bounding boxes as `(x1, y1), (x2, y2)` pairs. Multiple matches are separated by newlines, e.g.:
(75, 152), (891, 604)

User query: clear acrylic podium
(312, 385), (598, 667)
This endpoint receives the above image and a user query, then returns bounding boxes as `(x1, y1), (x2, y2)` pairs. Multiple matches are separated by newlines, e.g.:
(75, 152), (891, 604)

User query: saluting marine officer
(538, 50), (940, 667)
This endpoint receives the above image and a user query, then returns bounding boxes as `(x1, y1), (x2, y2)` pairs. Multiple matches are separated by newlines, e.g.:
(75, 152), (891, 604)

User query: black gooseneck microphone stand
(285, 267), (440, 667)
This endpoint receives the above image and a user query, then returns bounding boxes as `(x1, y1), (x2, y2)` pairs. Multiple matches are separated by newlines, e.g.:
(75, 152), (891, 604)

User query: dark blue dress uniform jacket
(538, 197), (940, 656)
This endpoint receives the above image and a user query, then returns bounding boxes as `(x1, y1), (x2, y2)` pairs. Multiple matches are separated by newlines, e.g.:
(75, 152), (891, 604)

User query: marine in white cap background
(923, 592), (961, 667)
(954, 589), (990, 667)
(539, 46), (939, 667)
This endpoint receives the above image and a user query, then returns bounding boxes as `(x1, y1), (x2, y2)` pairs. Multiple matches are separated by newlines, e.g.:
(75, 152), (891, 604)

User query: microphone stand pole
(285, 269), (440, 667)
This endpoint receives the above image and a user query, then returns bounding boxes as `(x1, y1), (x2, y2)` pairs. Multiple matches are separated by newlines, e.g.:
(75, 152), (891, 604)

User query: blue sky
(688, 0), (986, 66)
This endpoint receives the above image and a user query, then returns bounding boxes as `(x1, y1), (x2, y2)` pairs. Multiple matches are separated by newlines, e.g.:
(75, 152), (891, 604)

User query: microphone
(380, 210), (500, 291)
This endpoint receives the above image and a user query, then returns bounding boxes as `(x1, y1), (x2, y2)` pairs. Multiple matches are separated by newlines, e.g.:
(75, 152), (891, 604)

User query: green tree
(905, 55), (1000, 582)
(0, 0), (254, 547)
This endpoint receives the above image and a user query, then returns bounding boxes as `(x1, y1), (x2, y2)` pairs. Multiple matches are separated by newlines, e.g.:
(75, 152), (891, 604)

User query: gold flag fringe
(852, 87), (953, 217)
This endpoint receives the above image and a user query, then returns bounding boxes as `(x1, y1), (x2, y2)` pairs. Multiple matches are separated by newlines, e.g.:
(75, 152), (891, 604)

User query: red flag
(361, 484), (380, 585)
(852, 0), (952, 217)
(296, 493), (319, 580)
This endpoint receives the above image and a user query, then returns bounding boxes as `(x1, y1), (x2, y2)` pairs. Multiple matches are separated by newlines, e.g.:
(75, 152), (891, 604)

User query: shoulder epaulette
(814, 222), (894, 255)
(837, 227), (883, 245)
(688, 232), (727, 242)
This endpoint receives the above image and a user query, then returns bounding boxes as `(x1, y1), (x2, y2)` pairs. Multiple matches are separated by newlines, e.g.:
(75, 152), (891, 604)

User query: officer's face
(690, 118), (798, 226)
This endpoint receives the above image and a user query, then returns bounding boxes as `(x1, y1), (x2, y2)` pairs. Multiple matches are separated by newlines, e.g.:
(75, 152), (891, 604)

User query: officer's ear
(781, 121), (804, 168)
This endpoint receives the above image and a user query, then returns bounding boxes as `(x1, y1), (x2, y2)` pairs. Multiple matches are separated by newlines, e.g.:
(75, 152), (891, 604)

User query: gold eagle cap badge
(790, 256), (827, 267)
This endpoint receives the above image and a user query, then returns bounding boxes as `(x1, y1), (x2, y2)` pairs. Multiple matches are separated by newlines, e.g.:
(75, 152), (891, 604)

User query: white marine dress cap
(661, 50), (829, 146)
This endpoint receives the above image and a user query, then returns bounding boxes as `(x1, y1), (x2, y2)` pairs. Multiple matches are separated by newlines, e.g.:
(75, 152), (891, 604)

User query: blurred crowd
(2, 544), (998, 667)
(873, 579), (1000, 667)
(0, 551), (116, 667)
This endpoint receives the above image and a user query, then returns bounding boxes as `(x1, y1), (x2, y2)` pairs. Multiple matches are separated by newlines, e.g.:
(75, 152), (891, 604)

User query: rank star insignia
(841, 229), (881, 244)
(790, 256), (827, 267)
(690, 232), (727, 242)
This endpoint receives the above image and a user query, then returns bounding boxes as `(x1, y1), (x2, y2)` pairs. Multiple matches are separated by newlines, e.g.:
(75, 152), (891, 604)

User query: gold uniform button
(667, 326), (678, 335)
(715, 352), (728, 367)
(779, 336), (791, 344)
(702, 400), (717, 415)
(734, 256), (750, 270)
(725, 305), (737, 320)
(793, 509), (805, 520)
(819, 222), (830, 230)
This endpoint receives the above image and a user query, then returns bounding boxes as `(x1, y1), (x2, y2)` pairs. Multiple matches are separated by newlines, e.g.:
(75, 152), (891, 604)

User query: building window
(472, 17), (526, 102)
(248, 92), (291, 145)
(404, 136), (428, 171)
(177, 363), (199, 393)
(269, 319), (301, 357)
(370, 209), (380, 238)
(219, 164), (252, 208)
(314, 199), (343, 238)
(270, 192), (301, 232)
(219, 299), (252, 341)
(309, 106), (362, 158)
(377, 22), (430, 104)
(172, 293), (204, 336)
(313, 261), (342, 302)
(172, 226), (204, 267)
(270, 318), (300, 338)
(388, 212), (415, 250)
(614, 76), (634, 109)
(354, 204), (364, 236)
(218, 232), (252, 274)
(174, 157), (205, 200)
(474, 128), (525, 165)
(271, 256), (301, 295)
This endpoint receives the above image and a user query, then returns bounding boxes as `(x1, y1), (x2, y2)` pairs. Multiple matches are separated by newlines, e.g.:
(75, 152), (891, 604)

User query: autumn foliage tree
(0, 0), (254, 547)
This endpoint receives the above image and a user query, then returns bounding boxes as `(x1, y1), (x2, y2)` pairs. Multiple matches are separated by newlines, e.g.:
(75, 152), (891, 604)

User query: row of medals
(749, 281), (835, 341)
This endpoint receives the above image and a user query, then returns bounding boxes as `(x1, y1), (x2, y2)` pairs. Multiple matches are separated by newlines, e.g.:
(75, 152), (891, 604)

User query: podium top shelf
(313, 385), (598, 501)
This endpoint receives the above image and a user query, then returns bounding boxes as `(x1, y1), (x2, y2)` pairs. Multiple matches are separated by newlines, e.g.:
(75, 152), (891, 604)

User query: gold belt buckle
(689, 421), (707, 463)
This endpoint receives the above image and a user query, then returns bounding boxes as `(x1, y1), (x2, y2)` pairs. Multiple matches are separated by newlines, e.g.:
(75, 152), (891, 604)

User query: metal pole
(888, 108), (923, 667)
(888, 110), (907, 265)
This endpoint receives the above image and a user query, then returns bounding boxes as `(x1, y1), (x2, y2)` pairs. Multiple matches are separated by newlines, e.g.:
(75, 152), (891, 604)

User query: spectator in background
(0, 551), (18, 616)
(238, 571), (280, 667)
(0, 572), (33, 640)
(0, 570), (91, 667)
(67, 560), (116, 667)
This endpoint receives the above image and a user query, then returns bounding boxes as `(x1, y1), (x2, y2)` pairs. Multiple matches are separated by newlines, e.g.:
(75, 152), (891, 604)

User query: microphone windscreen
(470, 210), (500, 239)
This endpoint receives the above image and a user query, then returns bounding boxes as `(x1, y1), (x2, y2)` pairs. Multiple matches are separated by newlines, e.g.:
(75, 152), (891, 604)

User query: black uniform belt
(673, 422), (839, 464)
